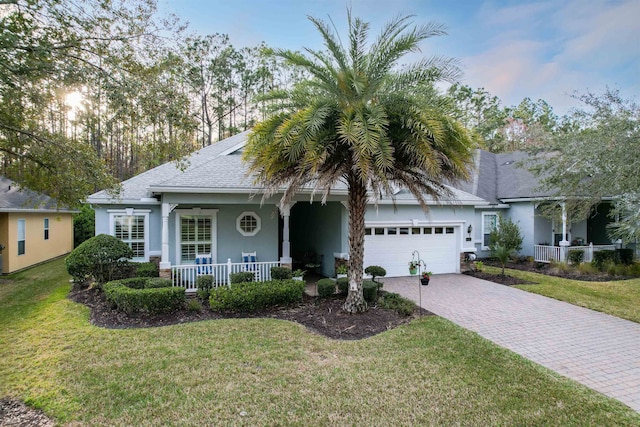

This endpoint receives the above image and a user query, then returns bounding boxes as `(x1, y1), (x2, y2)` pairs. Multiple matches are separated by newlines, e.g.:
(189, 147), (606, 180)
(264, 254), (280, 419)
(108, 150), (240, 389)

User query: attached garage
(363, 223), (461, 277)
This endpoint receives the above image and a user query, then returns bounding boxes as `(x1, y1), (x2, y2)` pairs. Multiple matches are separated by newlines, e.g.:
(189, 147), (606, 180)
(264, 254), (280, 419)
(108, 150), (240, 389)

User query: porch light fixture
(467, 224), (473, 237)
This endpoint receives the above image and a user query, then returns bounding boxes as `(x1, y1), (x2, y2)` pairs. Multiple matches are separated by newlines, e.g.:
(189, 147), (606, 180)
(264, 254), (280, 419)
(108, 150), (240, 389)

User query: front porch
(533, 243), (617, 264)
(171, 259), (281, 292)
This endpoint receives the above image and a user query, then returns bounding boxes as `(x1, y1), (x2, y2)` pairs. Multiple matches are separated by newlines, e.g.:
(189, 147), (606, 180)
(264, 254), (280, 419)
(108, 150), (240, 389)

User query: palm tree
(243, 12), (474, 313)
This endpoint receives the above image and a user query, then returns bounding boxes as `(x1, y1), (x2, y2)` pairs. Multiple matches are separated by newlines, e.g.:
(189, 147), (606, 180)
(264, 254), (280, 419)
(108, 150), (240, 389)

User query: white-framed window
(236, 211), (261, 236)
(17, 219), (25, 255)
(175, 209), (218, 264)
(44, 218), (49, 240)
(108, 209), (150, 261)
(482, 212), (498, 249)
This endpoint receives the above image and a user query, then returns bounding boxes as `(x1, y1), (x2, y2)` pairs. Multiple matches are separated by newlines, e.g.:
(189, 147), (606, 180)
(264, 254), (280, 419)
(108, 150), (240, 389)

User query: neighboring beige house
(0, 176), (76, 274)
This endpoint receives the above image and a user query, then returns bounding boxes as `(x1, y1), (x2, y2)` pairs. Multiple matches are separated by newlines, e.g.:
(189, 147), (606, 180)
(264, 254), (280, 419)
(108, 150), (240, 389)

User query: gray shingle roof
(89, 131), (549, 205)
(0, 176), (75, 212)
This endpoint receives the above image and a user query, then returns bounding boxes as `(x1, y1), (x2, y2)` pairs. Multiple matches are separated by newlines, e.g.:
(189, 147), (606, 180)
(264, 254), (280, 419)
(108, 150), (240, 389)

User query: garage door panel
(364, 226), (458, 277)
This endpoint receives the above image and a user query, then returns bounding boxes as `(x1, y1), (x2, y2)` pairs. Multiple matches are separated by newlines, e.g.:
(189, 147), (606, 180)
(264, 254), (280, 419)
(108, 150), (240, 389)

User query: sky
(158, 0), (639, 115)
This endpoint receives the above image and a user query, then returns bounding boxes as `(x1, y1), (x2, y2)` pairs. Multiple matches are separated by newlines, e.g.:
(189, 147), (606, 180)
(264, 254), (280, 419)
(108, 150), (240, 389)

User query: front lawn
(484, 265), (640, 323)
(1, 259), (638, 426)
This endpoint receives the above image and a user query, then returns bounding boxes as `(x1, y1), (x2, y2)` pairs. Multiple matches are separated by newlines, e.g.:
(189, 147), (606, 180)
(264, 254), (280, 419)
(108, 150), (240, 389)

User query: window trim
(175, 209), (218, 265)
(44, 218), (49, 241)
(108, 209), (150, 262)
(482, 212), (498, 250)
(17, 218), (25, 256)
(236, 211), (261, 237)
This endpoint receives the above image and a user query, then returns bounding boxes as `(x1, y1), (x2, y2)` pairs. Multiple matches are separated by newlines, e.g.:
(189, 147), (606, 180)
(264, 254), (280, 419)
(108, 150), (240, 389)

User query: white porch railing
(534, 245), (562, 263)
(171, 259), (281, 293)
(533, 244), (617, 263)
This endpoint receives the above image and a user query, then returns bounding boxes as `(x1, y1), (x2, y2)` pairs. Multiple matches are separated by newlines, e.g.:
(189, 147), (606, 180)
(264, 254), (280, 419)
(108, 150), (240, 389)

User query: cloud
(458, 0), (639, 114)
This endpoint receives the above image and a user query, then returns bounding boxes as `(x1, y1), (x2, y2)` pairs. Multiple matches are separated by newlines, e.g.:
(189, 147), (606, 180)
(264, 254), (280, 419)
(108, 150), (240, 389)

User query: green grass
(1, 260), (639, 426)
(484, 265), (640, 323)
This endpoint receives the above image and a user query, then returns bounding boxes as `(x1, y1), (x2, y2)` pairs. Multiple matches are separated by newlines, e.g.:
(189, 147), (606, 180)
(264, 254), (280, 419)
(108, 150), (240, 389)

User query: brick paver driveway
(382, 274), (640, 412)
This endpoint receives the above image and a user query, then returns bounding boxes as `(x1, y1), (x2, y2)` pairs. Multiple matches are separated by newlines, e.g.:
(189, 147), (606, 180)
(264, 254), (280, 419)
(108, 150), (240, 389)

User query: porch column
(159, 202), (173, 274)
(279, 203), (294, 267)
(560, 202), (570, 262)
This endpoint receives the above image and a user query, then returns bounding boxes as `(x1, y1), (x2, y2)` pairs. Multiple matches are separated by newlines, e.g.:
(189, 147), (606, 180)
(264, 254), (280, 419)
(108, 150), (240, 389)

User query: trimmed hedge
(65, 234), (133, 285)
(135, 262), (159, 278)
(363, 280), (378, 303)
(271, 267), (292, 280)
(316, 278), (336, 298)
(593, 250), (616, 270)
(103, 278), (184, 314)
(209, 279), (304, 312)
(616, 248), (634, 265)
(230, 271), (256, 284)
(196, 275), (215, 299)
(337, 277), (348, 295)
(568, 249), (584, 265)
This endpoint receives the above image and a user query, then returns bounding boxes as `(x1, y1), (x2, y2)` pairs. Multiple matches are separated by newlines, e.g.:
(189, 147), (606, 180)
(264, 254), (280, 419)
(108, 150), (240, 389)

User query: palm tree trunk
(343, 173), (368, 313)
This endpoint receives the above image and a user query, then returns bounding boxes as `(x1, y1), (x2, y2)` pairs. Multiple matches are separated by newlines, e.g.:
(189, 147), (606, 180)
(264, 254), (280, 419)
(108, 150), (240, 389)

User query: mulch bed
(0, 398), (54, 427)
(463, 270), (536, 286)
(481, 259), (616, 282)
(68, 287), (432, 340)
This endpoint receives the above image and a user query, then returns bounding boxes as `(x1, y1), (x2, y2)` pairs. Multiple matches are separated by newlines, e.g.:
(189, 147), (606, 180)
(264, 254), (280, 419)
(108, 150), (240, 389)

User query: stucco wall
(1, 212), (73, 274)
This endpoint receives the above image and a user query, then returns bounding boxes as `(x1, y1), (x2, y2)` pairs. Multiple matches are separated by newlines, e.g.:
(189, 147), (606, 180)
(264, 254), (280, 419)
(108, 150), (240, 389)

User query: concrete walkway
(381, 274), (640, 412)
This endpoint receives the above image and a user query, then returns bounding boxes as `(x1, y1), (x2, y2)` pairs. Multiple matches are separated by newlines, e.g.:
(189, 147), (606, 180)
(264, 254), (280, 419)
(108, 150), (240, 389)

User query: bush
(209, 280), (304, 312)
(615, 248), (634, 265)
(135, 262), (159, 278)
(568, 249), (584, 265)
(363, 280), (378, 303)
(379, 292), (416, 316)
(578, 262), (598, 275)
(593, 250), (616, 270)
(488, 217), (523, 275)
(316, 278), (336, 298)
(73, 204), (95, 248)
(271, 266), (292, 280)
(186, 298), (203, 313)
(229, 271), (256, 284)
(196, 275), (215, 299)
(146, 278), (172, 288)
(65, 234), (134, 286)
(364, 265), (386, 283)
(103, 278), (184, 314)
(337, 277), (348, 295)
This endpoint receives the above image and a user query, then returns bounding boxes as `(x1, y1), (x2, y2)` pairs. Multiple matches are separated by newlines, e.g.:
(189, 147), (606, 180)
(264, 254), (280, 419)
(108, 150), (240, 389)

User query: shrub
(103, 278), (184, 314)
(628, 263), (640, 277)
(568, 250), (585, 266)
(65, 234), (134, 286)
(578, 262), (598, 275)
(196, 275), (215, 299)
(271, 266), (293, 280)
(593, 250), (616, 270)
(379, 292), (416, 316)
(73, 203), (95, 248)
(615, 248), (634, 265)
(337, 277), (348, 294)
(135, 262), (159, 278)
(187, 298), (203, 313)
(146, 278), (172, 288)
(488, 217), (523, 275)
(229, 271), (256, 284)
(364, 265), (386, 283)
(474, 261), (484, 272)
(209, 280), (304, 312)
(363, 280), (378, 303)
(316, 278), (336, 298)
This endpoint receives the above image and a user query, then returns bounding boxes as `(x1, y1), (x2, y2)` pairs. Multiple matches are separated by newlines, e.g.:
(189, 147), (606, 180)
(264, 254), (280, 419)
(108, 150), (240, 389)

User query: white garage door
(364, 225), (459, 277)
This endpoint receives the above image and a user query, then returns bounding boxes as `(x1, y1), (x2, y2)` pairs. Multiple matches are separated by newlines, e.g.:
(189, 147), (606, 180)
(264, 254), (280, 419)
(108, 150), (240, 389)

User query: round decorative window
(236, 212), (261, 236)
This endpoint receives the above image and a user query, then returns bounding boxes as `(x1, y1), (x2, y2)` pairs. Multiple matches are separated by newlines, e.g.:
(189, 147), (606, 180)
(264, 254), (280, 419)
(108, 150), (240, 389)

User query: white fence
(533, 244), (617, 263)
(171, 259), (281, 293)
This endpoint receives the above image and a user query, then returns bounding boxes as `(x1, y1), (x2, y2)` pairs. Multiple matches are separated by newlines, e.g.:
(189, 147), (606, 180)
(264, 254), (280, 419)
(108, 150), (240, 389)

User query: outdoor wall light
(467, 224), (473, 237)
